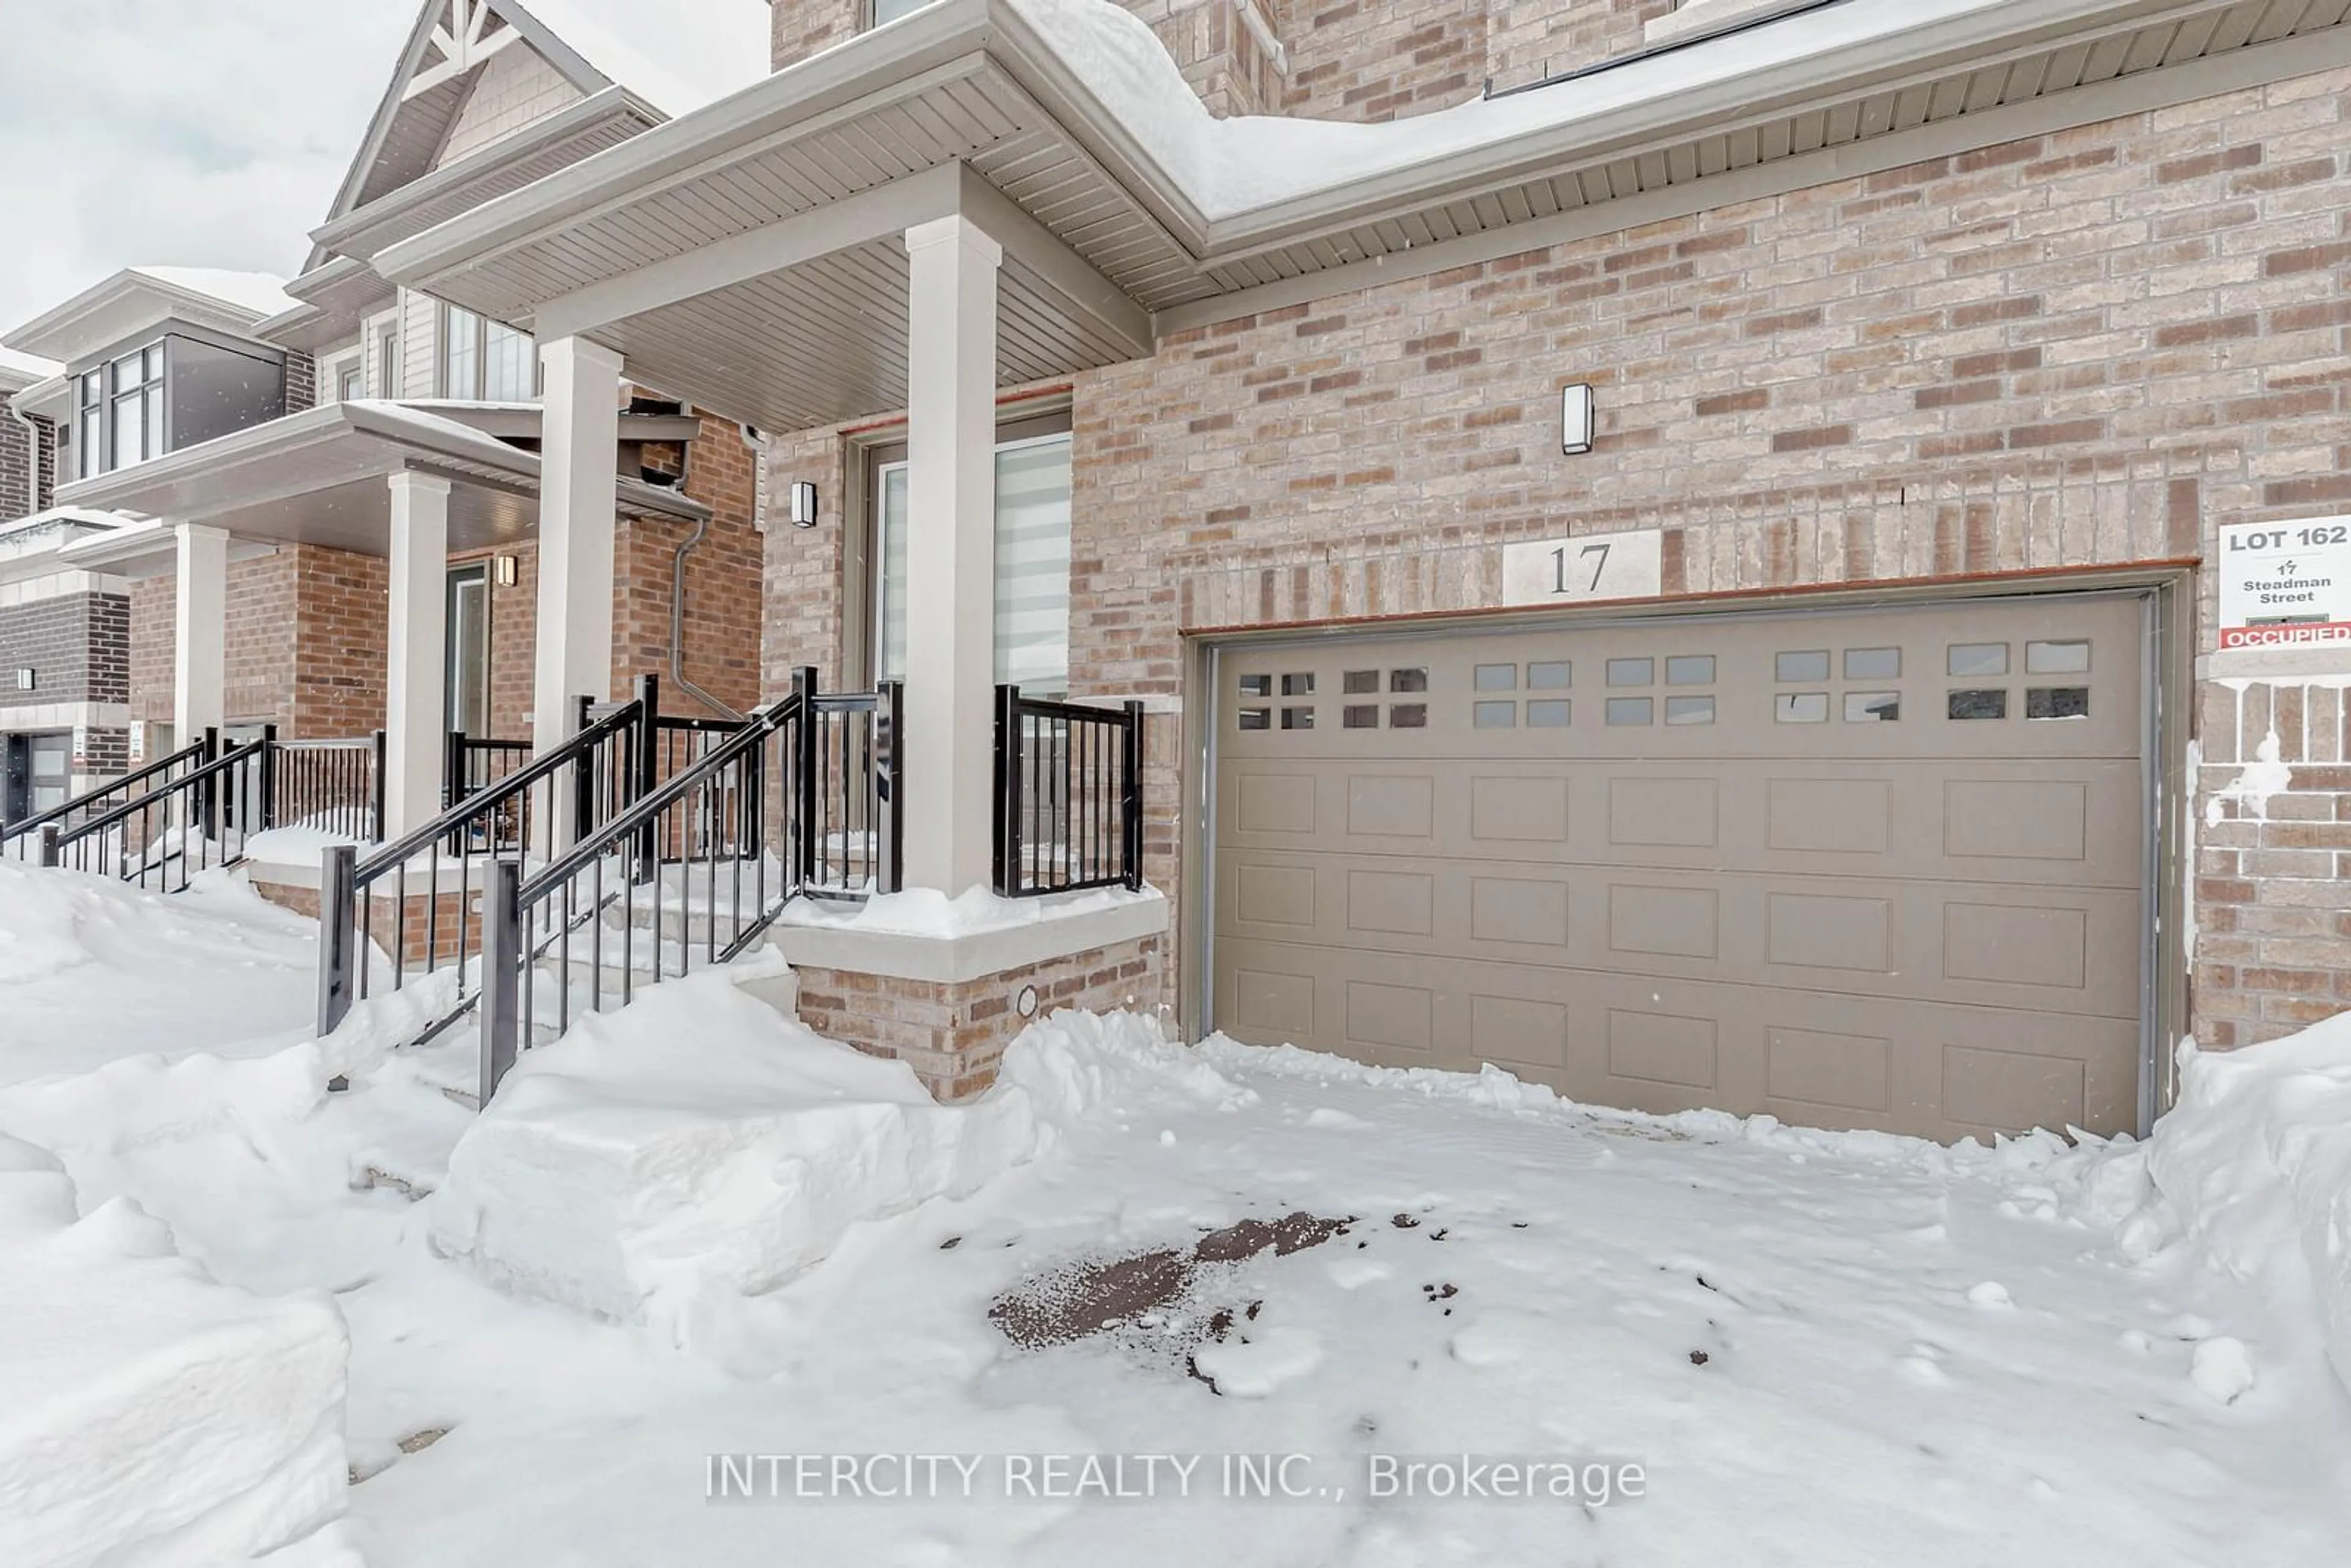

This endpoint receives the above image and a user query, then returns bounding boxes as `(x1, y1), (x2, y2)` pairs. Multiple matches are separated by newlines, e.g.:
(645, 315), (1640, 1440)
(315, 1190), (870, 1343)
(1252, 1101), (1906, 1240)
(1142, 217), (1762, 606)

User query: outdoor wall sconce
(494, 555), (519, 587)
(788, 481), (820, 529)
(1561, 383), (1597, 456)
(13, 668), (32, 692)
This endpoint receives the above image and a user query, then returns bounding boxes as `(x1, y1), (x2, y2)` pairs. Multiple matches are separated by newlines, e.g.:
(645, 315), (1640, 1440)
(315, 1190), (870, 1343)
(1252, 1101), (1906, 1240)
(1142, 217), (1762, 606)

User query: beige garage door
(1210, 593), (2151, 1141)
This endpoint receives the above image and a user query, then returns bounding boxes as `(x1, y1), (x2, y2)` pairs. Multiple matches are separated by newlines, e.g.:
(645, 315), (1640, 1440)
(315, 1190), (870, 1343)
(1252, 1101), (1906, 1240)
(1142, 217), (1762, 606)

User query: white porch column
(383, 473), (451, 838)
(531, 336), (624, 757)
(901, 214), (1002, 896)
(171, 522), (228, 745)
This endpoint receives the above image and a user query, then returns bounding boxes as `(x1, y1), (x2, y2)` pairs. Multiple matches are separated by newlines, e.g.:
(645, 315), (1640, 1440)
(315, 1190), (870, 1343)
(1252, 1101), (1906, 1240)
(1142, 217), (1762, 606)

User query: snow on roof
(503, 0), (771, 118)
(1003, 0), (1960, 222)
(127, 268), (299, 321)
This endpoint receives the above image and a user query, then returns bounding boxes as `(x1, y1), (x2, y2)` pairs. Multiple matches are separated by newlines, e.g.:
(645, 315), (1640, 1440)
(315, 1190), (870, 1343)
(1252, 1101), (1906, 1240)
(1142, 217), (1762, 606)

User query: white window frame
(439, 303), (536, 401)
(372, 317), (401, 398)
(325, 351), (364, 403)
(868, 422), (1073, 696)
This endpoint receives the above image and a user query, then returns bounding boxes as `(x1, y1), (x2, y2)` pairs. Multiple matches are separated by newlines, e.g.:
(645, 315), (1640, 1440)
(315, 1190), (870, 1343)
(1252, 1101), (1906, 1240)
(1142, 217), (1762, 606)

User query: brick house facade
(700, 0), (2351, 1117)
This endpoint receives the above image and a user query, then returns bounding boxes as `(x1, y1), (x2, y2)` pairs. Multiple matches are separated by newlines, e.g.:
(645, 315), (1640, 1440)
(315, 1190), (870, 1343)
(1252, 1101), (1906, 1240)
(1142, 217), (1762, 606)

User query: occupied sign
(2218, 517), (2351, 651)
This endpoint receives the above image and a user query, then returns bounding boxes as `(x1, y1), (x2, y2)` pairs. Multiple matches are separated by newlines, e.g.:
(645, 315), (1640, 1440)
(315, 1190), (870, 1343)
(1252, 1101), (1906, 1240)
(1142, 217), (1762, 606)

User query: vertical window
(442, 306), (479, 400)
(869, 0), (937, 24)
(483, 321), (534, 400)
(375, 323), (400, 397)
(874, 430), (1073, 693)
(445, 563), (492, 736)
(336, 362), (363, 402)
(77, 371), (103, 479)
(443, 307), (534, 400)
(100, 344), (165, 472)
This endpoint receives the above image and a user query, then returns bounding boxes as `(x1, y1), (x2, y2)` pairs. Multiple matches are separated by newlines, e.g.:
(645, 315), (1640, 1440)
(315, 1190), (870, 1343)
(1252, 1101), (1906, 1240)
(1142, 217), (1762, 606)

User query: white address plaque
(1502, 529), (1665, 608)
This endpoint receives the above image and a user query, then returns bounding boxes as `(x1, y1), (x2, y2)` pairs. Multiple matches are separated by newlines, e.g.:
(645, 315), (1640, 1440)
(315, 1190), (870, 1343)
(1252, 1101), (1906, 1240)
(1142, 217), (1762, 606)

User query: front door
(446, 564), (492, 738)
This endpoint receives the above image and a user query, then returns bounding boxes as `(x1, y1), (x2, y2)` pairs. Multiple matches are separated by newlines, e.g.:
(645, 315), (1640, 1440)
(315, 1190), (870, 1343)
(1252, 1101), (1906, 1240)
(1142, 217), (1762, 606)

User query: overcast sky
(0, 1), (419, 348)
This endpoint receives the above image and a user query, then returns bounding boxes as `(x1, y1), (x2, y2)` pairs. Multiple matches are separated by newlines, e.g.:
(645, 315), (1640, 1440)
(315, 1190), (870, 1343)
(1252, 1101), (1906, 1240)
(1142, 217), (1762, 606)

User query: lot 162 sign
(2218, 517), (2351, 651)
(1502, 529), (1665, 607)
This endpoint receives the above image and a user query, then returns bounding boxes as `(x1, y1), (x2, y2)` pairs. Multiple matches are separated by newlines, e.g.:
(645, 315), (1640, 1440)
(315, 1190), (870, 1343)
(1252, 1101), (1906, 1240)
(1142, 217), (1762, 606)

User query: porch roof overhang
(50, 400), (708, 567)
(371, 0), (2351, 432)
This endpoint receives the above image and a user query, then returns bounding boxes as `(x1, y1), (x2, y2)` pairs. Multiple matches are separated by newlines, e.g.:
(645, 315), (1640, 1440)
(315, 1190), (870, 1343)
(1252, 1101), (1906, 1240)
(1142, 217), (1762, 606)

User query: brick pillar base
(795, 933), (1165, 1101)
(250, 874), (482, 968)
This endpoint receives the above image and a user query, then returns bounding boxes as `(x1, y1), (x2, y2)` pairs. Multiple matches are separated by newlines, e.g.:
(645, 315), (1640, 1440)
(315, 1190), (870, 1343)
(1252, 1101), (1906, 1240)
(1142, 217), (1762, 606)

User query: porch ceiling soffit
(375, 0), (2351, 361)
(48, 403), (706, 560)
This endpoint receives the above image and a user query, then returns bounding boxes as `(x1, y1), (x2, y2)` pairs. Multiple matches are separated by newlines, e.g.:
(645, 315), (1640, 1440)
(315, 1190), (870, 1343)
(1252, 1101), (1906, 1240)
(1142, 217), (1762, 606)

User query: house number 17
(1502, 528), (1663, 607)
(1553, 542), (1611, 595)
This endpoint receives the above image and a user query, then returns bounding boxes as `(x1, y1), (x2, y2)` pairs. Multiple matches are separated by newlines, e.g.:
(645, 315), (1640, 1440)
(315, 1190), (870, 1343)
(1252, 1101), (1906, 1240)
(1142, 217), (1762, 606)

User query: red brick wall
(612, 420), (766, 716)
(224, 553), (299, 727)
(129, 576), (172, 724)
(796, 932), (1166, 1100)
(133, 545), (387, 738)
(461, 542), (538, 741)
(760, 425), (853, 694)
(290, 546), (388, 739)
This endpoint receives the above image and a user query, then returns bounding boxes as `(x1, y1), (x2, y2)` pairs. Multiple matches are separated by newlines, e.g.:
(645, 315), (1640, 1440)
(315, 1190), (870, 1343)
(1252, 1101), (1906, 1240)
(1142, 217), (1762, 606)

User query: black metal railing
(654, 711), (752, 783)
(274, 733), (385, 842)
(476, 691), (801, 1100)
(797, 670), (904, 898)
(470, 669), (901, 1097)
(0, 737), (211, 861)
(314, 681), (656, 1041)
(992, 686), (1144, 898)
(443, 733), (530, 812)
(35, 733), (272, 893)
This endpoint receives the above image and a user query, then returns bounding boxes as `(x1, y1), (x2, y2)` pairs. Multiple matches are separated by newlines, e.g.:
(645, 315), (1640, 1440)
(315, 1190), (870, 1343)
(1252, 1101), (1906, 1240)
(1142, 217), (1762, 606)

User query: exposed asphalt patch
(989, 1212), (1353, 1356)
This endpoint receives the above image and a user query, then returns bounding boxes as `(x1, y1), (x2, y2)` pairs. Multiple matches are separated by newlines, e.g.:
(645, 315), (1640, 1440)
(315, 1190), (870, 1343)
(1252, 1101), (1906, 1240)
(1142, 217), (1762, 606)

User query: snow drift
(427, 962), (1174, 1354)
(2113, 1016), (2351, 1398)
(0, 1132), (354, 1567)
(0, 860), (321, 1084)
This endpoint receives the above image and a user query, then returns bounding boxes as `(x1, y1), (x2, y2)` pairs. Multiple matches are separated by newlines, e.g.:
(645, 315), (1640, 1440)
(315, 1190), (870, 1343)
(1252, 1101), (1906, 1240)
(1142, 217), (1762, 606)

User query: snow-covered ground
(0, 861), (321, 1082)
(2, 866), (2349, 1566)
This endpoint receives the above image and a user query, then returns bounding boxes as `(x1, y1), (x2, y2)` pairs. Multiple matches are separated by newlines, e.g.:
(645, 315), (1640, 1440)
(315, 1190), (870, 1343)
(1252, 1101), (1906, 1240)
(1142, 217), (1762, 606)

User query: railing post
(260, 723), (280, 831)
(201, 726), (222, 844)
(994, 686), (1025, 896)
(37, 823), (59, 869)
(369, 730), (388, 844)
(877, 680), (904, 895)
(441, 730), (467, 853)
(1122, 699), (1145, 892)
(443, 731), (466, 812)
(316, 843), (358, 1039)
(569, 693), (594, 850)
(632, 673), (659, 882)
(992, 685), (1014, 895)
(791, 667), (817, 889)
(479, 858), (523, 1106)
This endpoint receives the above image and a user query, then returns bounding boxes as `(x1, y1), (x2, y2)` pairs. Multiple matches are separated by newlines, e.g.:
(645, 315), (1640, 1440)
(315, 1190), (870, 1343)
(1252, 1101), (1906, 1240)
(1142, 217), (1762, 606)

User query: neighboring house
(2, 342), (121, 816)
(370, 0), (2351, 1138)
(0, 0), (774, 837)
